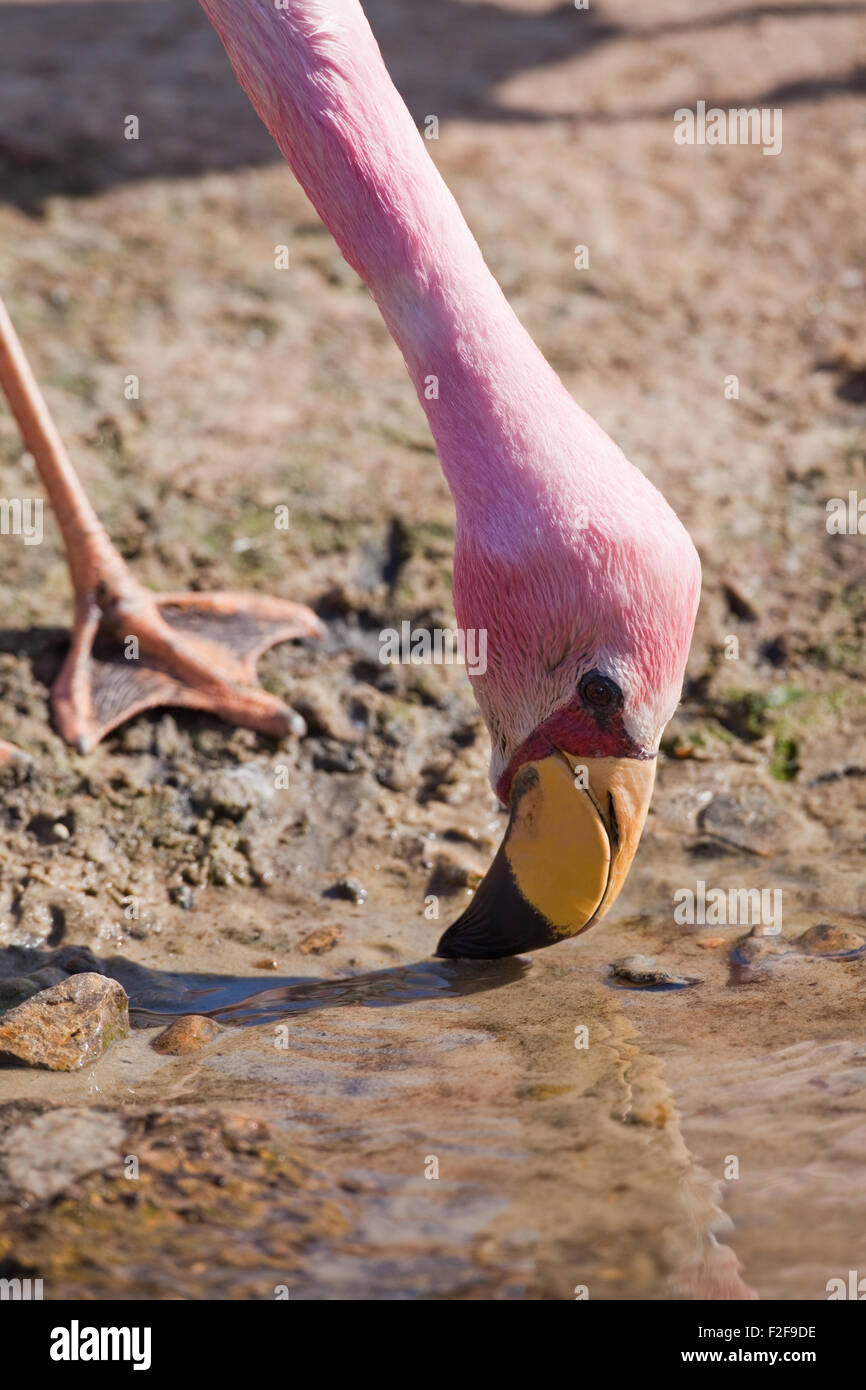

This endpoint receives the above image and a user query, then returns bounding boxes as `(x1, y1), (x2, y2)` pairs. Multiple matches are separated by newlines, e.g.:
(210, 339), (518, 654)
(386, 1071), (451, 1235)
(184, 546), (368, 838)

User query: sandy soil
(0, 0), (864, 1299)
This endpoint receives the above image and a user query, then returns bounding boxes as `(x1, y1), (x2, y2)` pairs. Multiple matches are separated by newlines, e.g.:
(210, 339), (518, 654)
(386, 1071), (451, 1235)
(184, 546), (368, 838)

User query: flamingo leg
(0, 295), (323, 753)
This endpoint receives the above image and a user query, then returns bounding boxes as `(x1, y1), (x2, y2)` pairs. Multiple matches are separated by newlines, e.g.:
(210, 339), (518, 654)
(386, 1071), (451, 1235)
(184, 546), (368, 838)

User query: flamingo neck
(198, 0), (578, 521)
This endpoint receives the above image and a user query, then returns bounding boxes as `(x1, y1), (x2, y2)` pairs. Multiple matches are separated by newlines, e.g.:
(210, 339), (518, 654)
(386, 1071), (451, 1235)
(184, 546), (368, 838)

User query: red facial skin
(495, 697), (652, 805)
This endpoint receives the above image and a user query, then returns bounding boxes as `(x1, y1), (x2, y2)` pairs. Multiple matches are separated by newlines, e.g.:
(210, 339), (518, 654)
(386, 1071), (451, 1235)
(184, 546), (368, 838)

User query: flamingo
(0, 0), (700, 961)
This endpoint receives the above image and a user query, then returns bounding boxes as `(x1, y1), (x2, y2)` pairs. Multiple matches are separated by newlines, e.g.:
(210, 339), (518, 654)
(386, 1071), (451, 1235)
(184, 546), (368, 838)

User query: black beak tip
(434, 850), (559, 961)
(434, 929), (514, 961)
(434, 923), (493, 960)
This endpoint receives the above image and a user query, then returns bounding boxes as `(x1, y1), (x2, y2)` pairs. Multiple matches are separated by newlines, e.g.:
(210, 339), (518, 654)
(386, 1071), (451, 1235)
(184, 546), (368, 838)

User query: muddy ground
(0, 0), (864, 1300)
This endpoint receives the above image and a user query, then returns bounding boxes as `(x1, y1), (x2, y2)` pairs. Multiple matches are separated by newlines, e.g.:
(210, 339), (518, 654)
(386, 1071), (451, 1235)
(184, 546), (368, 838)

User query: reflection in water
(128, 956), (530, 1028)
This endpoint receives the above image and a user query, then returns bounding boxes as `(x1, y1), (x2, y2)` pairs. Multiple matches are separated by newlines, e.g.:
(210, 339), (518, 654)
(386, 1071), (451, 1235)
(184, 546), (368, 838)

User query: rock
(252, 957), (280, 970)
(298, 924), (344, 955)
(795, 922), (866, 957)
(0, 973), (129, 1071)
(151, 1015), (222, 1055)
(731, 934), (790, 965)
(330, 876), (367, 905)
(0, 1108), (126, 1200)
(609, 955), (703, 989)
(695, 936), (728, 949)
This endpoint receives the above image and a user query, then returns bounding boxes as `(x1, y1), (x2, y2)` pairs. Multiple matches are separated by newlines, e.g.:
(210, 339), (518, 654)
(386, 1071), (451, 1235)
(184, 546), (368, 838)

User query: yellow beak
(436, 752), (656, 959)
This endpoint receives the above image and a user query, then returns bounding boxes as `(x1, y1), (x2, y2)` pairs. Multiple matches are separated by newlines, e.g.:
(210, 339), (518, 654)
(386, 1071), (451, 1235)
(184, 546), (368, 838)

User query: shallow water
(127, 958), (528, 1028)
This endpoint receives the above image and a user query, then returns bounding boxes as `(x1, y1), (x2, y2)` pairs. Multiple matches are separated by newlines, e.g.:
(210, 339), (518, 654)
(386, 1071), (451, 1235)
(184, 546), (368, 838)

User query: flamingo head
(436, 437), (701, 960)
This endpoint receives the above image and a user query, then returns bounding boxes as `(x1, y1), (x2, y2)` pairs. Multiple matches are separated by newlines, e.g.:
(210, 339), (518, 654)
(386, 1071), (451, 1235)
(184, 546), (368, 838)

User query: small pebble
(51, 822), (70, 841)
(152, 1015), (222, 1055)
(252, 957), (280, 970)
(299, 924), (344, 955)
(731, 934), (790, 965)
(795, 923), (866, 957)
(695, 936), (727, 949)
(609, 954), (703, 989)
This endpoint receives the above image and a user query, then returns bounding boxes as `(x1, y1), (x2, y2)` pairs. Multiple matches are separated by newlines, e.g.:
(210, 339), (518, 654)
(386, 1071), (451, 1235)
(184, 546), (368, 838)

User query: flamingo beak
(435, 752), (656, 959)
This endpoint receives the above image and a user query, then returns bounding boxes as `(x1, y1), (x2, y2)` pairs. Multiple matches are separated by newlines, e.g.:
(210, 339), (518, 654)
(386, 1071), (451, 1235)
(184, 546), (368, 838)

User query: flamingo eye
(578, 670), (622, 713)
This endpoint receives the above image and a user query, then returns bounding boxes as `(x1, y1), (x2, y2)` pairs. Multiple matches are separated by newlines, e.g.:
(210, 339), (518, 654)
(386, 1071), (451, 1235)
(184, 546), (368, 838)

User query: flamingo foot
(51, 583), (324, 754)
(0, 293), (324, 753)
